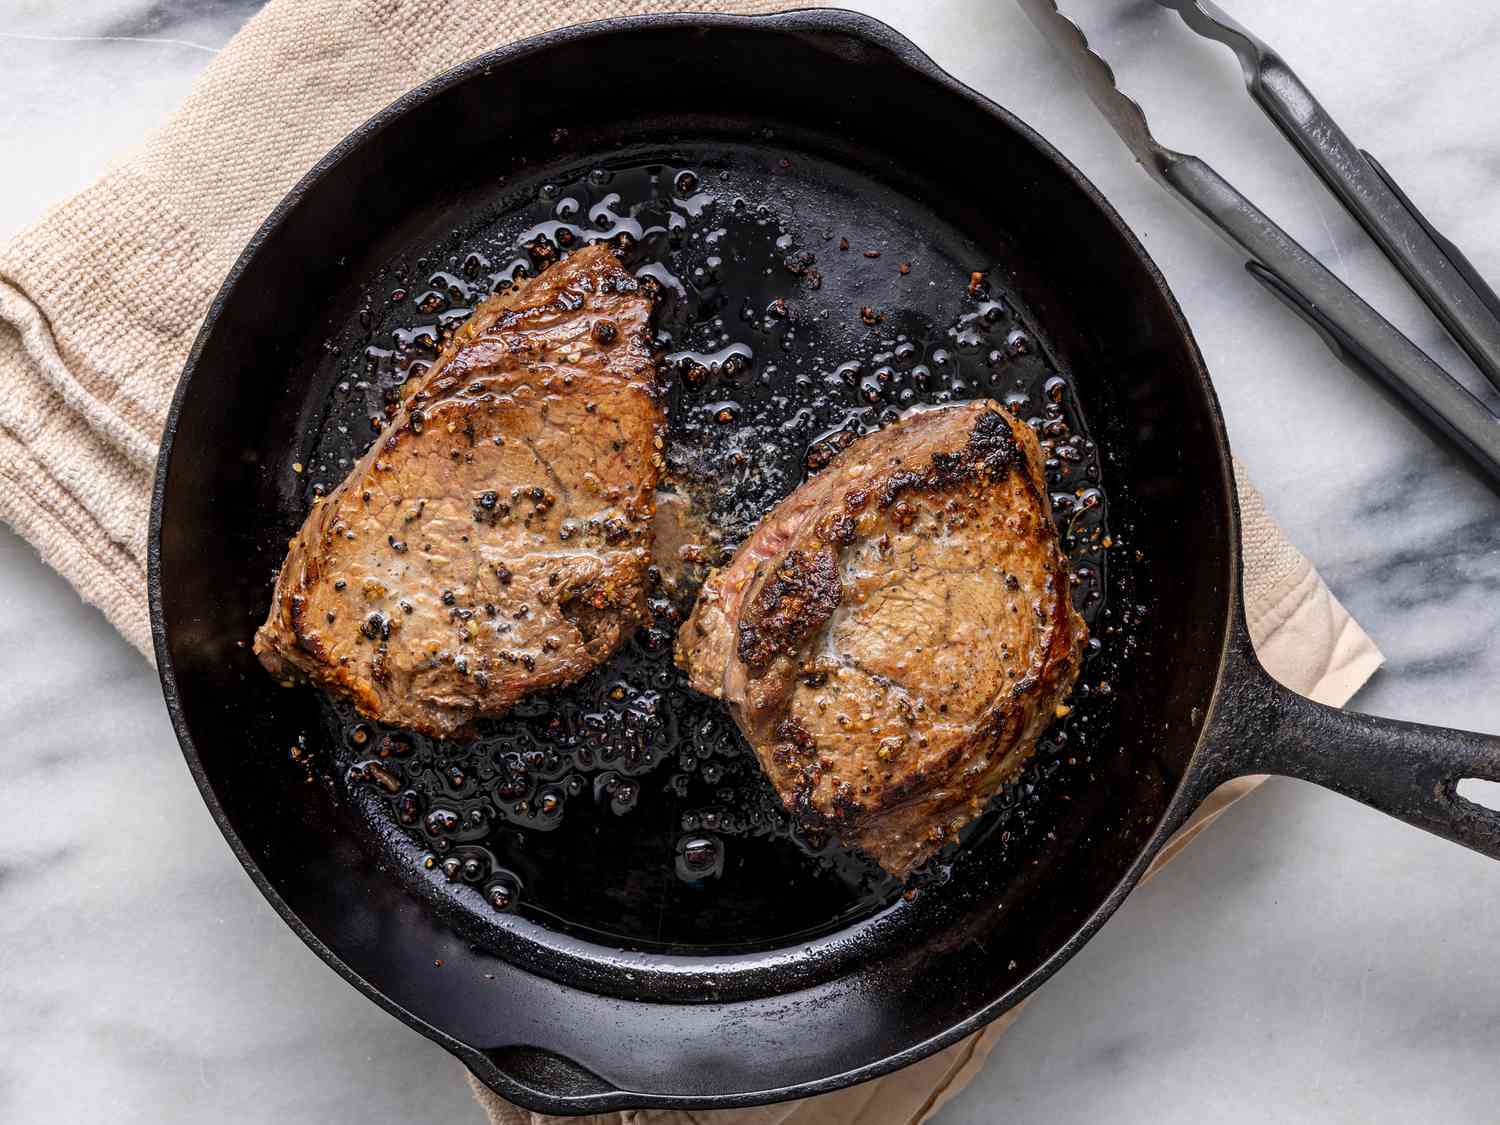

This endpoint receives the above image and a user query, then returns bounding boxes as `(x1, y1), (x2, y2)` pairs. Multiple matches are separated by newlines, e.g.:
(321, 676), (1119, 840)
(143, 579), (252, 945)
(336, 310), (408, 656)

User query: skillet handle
(1200, 648), (1500, 858)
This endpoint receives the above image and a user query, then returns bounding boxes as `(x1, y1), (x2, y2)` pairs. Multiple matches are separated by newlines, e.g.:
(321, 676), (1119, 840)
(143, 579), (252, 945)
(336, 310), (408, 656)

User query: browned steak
(255, 243), (661, 737)
(676, 402), (1086, 880)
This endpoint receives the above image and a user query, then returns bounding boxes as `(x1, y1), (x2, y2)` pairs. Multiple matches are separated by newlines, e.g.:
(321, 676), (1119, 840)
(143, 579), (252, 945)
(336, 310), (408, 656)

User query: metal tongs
(1018, 0), (1500, 482)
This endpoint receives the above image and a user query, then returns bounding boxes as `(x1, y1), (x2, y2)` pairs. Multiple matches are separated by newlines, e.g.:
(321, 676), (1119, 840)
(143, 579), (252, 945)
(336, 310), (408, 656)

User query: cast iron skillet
(149, 9), (1500, 1115)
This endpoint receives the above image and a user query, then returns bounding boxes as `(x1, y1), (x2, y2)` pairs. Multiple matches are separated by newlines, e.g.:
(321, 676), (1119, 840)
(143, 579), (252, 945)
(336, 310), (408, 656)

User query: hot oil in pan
(300, 146), (1123, 951)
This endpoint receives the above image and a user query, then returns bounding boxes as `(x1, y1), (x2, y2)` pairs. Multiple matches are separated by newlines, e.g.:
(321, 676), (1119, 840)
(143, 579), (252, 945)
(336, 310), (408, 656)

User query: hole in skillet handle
(1457, 778), (1500, 815)
(1199, 634), (1500, 860)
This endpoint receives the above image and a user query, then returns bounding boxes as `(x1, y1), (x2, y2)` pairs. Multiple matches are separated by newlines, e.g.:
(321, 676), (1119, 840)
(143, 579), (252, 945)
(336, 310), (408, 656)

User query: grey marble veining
(2, 1), (1499, 1122)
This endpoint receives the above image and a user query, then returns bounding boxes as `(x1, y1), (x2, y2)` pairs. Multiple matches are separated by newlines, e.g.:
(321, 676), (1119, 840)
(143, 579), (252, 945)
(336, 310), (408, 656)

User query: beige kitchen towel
(0, 1), (1384, 1123)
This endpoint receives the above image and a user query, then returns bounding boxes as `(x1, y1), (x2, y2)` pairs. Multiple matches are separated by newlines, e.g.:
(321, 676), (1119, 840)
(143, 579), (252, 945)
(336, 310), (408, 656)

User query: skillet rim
(147, 6), (1244, 1112)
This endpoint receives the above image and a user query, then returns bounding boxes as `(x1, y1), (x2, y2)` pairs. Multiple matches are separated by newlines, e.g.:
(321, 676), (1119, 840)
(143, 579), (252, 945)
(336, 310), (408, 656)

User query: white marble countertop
(3, 1), (1499, 1122)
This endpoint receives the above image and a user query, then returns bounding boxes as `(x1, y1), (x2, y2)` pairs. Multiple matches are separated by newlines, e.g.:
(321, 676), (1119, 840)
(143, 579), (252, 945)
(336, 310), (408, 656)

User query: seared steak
(256, 243), (661, 737)
(677, 402), (1086, 879)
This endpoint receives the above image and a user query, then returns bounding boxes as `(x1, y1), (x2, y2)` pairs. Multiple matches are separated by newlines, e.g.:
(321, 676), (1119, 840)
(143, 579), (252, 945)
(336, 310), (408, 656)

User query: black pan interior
(154, 12), (1234, 1109)
(298, 134), (1125, 957)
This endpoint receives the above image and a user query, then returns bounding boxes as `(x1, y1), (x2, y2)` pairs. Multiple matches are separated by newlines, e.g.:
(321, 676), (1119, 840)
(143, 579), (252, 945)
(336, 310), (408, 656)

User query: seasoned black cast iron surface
(152, 11), (1236, 1113)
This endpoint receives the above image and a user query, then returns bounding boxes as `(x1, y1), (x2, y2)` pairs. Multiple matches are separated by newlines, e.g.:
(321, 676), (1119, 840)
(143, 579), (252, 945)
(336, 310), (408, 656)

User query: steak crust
(255, 243), (661, 737)
(676, 402), (1086, 879)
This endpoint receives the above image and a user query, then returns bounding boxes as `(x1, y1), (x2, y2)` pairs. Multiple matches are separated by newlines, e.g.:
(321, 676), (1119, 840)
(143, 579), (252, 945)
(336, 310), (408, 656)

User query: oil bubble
(675, 833), (725, 881)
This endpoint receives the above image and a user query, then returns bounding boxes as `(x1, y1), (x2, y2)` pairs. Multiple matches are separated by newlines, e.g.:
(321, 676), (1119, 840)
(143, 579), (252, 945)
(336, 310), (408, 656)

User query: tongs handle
(1360, 150), (1500, 329)
(1169, 1), (1500, 394)
(1165, 156), (1500, 483)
